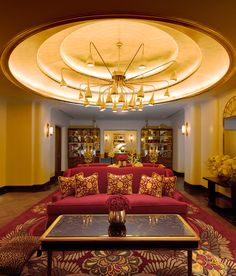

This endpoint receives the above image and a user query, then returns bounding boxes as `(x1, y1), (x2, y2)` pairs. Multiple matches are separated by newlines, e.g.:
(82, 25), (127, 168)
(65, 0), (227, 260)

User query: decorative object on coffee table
(106, 194), (130, 225)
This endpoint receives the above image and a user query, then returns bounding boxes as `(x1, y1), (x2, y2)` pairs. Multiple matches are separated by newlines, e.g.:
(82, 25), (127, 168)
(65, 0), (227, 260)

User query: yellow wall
(200, 98), (220, 188)
(0, 99), (6, 187)
(184, 104), (202, 185)
(183, 90), (236, 198)
(32, 102), (52, 184)
(0, 99), (53, 187)
(6, 101), (34, 185)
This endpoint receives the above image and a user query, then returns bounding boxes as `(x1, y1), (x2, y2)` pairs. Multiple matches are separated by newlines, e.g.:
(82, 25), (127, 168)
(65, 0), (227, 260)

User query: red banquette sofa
(46, 164), (188, 226)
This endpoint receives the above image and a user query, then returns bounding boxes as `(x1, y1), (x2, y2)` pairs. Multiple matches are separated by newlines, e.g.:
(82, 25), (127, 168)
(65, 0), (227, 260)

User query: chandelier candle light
(60, 40), (177, 112)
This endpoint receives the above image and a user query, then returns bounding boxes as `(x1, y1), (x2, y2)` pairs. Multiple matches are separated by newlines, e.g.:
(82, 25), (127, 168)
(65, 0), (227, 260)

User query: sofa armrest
(173, 191), (184, 201)
(165, 168), (174, 177)
(51, 191), (63, 202)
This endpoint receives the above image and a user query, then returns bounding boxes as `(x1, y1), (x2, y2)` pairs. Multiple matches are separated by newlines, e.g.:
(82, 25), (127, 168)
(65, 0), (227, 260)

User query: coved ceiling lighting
(60, 41), (177, 112)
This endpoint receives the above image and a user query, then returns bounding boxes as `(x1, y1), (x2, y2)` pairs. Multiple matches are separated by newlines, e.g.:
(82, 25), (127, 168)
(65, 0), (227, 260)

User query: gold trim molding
(223, 96), (236, 118)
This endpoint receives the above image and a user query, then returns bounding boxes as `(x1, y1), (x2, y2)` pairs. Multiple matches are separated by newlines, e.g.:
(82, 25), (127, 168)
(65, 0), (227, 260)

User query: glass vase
(108, 210), (126, 225)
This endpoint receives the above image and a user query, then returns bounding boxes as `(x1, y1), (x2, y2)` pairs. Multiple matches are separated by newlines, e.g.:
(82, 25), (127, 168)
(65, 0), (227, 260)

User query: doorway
(55, 125), (62, 176)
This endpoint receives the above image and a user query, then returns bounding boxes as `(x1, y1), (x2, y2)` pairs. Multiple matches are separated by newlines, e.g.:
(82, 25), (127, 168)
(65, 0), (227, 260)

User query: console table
(203, 176), (236, 213)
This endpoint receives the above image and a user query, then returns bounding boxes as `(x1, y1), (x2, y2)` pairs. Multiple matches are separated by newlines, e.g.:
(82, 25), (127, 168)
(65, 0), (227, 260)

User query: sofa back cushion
(75, 173), (99, 197)
(152, 173), (177, 197)
(64, 166), (174, 194)
(58, 172), (84, 197)
(107, 173), (133, 194)
(139, 174), (163, 197)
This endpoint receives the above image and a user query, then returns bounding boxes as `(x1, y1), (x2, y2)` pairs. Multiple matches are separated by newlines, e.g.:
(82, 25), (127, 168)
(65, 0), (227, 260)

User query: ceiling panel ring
(36, 18), (203, 93)
(0, 14), (235, 108)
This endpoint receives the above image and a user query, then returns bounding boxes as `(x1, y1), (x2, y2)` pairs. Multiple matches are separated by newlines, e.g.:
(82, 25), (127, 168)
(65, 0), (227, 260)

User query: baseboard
(184, 181), (208, 194)
(173, 171), (184, 177)
(0, 176), (57, 195)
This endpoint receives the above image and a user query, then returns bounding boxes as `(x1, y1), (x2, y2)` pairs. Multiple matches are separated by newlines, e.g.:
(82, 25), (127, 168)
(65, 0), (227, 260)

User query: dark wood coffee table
(40, 214), (199, 276)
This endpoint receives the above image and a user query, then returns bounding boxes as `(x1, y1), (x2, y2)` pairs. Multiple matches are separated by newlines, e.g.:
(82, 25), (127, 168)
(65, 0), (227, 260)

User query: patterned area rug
(0, 191), (236, 276)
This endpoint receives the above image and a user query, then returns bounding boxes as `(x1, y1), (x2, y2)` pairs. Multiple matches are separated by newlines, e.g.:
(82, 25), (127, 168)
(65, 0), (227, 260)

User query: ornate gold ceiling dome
(1, 15), (234, 112)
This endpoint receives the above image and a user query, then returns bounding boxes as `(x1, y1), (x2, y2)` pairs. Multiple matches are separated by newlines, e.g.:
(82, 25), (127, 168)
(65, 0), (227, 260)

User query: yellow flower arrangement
(128, 150), (139, 165)
(207, 154), (236, 178)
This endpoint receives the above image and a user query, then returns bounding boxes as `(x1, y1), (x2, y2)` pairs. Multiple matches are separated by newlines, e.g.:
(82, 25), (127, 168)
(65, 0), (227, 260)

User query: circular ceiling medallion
(1, 15), (234, 111)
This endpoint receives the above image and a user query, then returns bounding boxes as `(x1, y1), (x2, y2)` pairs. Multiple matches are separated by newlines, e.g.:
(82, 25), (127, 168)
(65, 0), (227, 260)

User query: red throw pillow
(58, 172), (84, 197)
(152, 173), (177, 197)
(139, 174), (163, 197)
(75, 173), (99, 197)
(107, 173), (133, 194)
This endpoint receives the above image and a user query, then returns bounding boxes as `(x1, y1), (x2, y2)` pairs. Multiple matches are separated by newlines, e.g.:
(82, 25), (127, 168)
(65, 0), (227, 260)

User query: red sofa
(47, 165), (188, 226)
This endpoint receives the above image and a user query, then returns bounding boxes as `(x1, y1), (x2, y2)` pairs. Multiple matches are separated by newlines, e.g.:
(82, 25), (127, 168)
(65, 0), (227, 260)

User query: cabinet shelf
(141, 127), (173, 168)
(68, 127), (100, 168)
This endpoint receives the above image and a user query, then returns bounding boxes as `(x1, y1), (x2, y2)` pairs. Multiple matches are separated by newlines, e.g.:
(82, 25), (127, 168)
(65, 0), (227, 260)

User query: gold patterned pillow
(107, 173), (133, 194)
(152, 173), (176, 197)
(58, 173), (84, 197)
(139, 174), (163, 197)
(75, 173), (99, 197)
(163, 176), (177, 197)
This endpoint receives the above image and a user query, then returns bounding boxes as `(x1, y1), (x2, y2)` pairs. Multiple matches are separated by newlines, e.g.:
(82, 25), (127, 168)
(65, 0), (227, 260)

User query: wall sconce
(182, 122), (189, 136)
(130, 134), (133, 142)
(46, 123), (54, 137)
(105, 134), (108, 142)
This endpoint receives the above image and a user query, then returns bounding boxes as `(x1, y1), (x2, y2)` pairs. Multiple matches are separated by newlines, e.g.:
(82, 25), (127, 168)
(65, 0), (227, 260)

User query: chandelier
(60, 41), (177, 112)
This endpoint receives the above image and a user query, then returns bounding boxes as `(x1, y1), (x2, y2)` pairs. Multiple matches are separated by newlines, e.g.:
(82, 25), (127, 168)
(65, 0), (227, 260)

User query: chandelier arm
(88, 82), (112, 88)
(101, 86), (111, 94)
(122, 85), (133, 95)
(124, 83), (134, 91)
(90, 42), (113, 78)
(123, 43), (144, 75)
(60, 67), (112, 84)
(126, 60), (176, 81)
(127, 79), (170, 87)
(126, 82), (158, 92)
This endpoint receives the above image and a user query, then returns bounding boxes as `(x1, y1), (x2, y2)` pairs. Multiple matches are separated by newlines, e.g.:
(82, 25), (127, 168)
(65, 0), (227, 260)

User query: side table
(203, 176), (236, 213)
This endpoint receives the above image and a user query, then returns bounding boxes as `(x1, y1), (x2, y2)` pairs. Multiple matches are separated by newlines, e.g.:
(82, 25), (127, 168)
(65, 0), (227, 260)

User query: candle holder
(84, 150), (94, 163)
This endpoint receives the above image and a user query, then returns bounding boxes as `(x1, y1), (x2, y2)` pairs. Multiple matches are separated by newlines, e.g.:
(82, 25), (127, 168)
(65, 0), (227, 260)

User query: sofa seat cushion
(47, 194), (111, 215)
(47, 193), (188, 216)
(126, 194), (188, 214)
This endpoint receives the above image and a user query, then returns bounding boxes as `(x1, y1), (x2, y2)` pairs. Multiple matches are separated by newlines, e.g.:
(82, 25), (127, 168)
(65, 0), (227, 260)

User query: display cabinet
(141, 127), (173, 168)
(68, 127), (100, 168)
